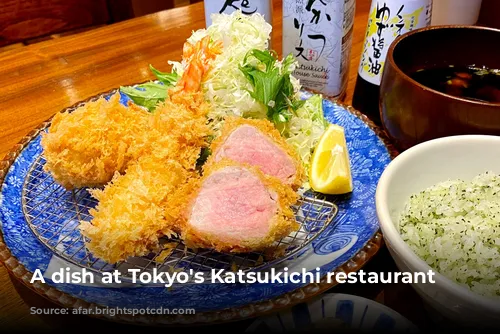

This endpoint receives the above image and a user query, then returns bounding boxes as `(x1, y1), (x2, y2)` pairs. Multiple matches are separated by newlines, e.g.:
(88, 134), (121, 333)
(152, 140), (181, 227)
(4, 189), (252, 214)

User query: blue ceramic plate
(0, 90), (394, 324)
(246, 293), (418, 332)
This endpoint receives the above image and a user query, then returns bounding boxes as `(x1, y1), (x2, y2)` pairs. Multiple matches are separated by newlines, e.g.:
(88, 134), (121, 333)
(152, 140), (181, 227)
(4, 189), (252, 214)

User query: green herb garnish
(120, 82), (167, 112)
(119, 64), (179, 112)
(239, 49), (305, 125)
(149, 64), (179, 85)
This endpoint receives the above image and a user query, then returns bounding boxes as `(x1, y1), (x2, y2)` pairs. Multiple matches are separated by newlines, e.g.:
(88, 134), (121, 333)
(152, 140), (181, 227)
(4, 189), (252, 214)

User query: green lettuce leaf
(239, 50), (304, 125)
(119, 64), (179, 112)
(119, 82), (167, 112)
(149, 64), (179, 85)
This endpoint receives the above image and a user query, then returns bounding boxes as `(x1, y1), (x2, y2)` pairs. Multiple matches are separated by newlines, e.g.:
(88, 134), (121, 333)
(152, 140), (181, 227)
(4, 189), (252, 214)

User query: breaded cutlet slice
(204, 117), (305, 190)
(179, 159), (300, 253)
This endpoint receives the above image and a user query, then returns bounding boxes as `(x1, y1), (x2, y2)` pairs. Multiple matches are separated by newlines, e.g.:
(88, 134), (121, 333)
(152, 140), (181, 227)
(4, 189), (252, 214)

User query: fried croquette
(79, 157), (189, 263)
(41, 93), (150, 190)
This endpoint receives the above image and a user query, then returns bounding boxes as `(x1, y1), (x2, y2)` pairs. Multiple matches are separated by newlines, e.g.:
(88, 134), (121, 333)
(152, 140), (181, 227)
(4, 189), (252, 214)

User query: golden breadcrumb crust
(138, 91), (211, 170)
(78, 91), (211, 263)
(41, 91), (210, 191)
(179, 158), (300, 253)
(79, 158), (190, 264)
(41, 93), (151, 190)
(204, 116), (305, 190)
(41, 89), (303, 262)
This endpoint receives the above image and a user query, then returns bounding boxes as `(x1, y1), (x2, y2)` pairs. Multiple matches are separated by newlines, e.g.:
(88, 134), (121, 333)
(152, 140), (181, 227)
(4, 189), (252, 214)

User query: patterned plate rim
(0, 87), (399, 326)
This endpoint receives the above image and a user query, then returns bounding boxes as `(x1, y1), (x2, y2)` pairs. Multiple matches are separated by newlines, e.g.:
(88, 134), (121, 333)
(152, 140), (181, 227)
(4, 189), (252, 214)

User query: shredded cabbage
(170, 11), (272, 135)
(277, 94), (328, 175)
(165, 11), (329, 182)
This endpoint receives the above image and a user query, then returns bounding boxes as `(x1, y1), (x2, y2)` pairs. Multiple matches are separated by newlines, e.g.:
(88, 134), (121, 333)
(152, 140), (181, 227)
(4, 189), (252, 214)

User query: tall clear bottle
(351, 0), (432, 125)
(283, 0), (356, 100)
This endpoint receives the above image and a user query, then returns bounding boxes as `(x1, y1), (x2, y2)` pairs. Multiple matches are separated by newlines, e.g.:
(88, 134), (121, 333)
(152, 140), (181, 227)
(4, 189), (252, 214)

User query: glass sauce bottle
(351, 0), (432, 125)
(282, 0), (356, 100)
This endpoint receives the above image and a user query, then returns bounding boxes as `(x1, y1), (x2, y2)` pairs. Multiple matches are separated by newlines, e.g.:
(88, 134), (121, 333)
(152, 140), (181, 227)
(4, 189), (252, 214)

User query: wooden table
(0, 0), (439, 331)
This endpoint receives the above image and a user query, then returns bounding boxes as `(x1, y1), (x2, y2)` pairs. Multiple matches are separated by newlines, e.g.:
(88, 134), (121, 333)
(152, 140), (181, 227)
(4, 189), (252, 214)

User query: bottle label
(358, 0), (432, 85)
(204, 0), (272, 26)
(283, 0), (356, 98)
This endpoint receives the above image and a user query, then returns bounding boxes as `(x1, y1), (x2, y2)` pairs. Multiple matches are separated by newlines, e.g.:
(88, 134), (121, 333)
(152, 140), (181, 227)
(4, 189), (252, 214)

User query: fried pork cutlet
(41, 93), (150, 190)
(205, 117), (305, 189)
(180, 159), (299, 253)
(79, 93), (210, 263)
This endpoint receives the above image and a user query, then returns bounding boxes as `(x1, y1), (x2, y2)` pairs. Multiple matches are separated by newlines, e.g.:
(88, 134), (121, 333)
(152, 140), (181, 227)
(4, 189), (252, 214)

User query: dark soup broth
(409, 65), (500, 103)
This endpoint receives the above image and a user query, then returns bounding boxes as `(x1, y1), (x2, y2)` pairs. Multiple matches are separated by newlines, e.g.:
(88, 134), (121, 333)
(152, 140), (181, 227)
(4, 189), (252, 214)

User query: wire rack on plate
(22, 155), (339, 285)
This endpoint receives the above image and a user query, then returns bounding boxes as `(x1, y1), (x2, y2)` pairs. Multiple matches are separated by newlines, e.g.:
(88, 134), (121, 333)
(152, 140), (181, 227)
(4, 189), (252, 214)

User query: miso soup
(409, 65), (500, 103)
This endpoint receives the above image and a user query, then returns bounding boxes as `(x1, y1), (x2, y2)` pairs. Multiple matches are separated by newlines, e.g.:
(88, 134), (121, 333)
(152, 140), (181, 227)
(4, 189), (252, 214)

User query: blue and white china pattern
(246, 293), (418, 332)
(0, 91), (391, 311)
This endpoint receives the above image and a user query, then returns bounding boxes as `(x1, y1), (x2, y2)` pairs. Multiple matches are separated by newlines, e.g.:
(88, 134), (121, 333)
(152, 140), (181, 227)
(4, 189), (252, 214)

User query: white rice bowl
(398, 171), (500, 298)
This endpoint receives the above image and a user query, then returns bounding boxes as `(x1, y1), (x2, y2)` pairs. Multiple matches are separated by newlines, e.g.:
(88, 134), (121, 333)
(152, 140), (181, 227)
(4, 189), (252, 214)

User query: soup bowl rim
(385, 24), (500, 107)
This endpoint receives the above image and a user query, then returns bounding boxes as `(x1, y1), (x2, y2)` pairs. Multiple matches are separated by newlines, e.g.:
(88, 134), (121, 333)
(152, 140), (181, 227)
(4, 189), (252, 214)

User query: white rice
(398, 171), (500, 298)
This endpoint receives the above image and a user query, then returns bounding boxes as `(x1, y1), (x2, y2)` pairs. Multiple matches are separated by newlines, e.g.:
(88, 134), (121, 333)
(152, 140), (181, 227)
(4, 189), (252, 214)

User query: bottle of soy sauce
(352, 0), (432, 125)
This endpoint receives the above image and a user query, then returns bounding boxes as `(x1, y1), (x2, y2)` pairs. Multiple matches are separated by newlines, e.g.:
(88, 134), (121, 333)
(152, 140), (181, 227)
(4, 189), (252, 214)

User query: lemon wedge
(309, 124), (353, 195)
